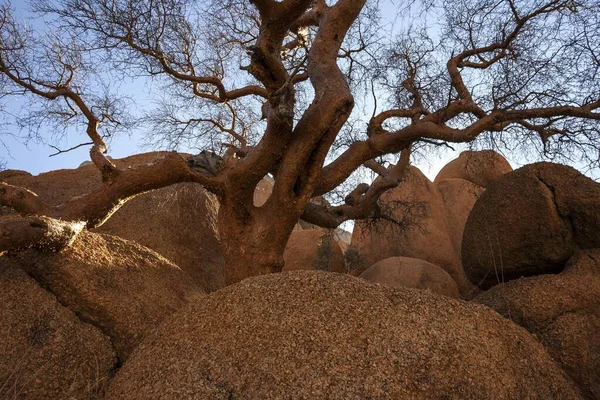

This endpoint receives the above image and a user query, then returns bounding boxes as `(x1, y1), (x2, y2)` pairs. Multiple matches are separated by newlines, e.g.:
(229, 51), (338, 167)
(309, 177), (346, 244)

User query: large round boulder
(107, 271), (581, 399)
(2, 152), (227, 292)
(473, 249), (600, 399)
(95, 181), (225, 292)
(2, 231), (204, 361)
(462, 162), (600, 288)
(352, 166), (474, 296)
(360, 257), (461, 298)
(434, 150), (512, 188)
(0, 266), (117, 399)
(283, 230), (345, 273)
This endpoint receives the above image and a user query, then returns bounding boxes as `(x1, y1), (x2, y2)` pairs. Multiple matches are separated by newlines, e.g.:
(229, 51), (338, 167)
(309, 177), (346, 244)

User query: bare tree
(0, 0), (598, 285)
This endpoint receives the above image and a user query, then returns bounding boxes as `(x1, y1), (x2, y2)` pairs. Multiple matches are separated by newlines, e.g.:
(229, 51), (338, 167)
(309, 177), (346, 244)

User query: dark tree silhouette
(0, 0), (598, 284)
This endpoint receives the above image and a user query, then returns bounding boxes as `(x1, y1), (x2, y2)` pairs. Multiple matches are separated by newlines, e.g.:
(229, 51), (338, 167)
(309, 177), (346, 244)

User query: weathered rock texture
(473, 249), (600, 399)
(107, 271), (581, 400)
(462, 162), (600, 288)
(352, 166), (475, 296)
(283, 230), (345, 273)
(434, 150), (512, 188)
(360, 256), (461, 298)
(0, 266), (117, 399)
(473, 250), (600, 399)
(2, 231), (204, 361)
(1, 153), (279, 292)
(95, 182), (224, 292)
(0, 169), (32, 179)
(2, 153), (180, 205)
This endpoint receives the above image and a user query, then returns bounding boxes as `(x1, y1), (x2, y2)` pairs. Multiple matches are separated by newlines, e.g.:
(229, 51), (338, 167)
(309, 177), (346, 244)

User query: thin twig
(48, 142), (94, 157)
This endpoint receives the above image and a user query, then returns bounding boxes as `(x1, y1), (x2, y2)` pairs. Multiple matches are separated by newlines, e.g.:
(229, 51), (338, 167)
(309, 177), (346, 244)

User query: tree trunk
(217, 200), (298, 286)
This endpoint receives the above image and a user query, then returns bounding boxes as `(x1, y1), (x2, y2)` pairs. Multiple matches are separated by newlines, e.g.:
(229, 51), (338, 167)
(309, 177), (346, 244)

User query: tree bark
(217, 199), (298, 285)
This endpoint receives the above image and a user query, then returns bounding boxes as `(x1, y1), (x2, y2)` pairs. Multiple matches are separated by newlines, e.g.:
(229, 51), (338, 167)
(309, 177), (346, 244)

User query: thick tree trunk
(217, 200), (298, 286)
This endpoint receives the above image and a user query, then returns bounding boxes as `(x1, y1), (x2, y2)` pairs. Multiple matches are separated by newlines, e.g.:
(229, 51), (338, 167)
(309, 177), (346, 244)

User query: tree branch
(48, 141), (94, 157)
(1, 153), (222, 230)
(302, 147), (411, 228)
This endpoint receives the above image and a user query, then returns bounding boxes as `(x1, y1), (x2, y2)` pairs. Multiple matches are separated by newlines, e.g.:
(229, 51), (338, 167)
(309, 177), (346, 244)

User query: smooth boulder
(473, 249), (600, 399)
(95, 181), (225, 292)
(437, 178), (485, 256)
(283, 230), (345, 273)
(107, 271), (581, 400)
(352, 166), (474, 296)
(0, 267), (117, 399)
(2, 231), (204, 361)
(360, 256), (461, 298)
(434, 150), (512, 188)
(462, 162), (600, 288)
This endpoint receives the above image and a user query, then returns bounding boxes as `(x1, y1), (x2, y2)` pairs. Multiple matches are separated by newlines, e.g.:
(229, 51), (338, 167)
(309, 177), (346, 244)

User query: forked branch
(302, 147), (411, 228)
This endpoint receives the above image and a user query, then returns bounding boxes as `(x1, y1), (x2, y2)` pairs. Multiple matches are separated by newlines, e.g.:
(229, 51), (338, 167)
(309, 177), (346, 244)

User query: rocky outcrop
(107, 271), (581, 399)
(1, 152), (228, 292)
(437, 178), (485, 256)
(473, 250), (600, 399)
(95, 182), (225, 292)
(462, 162), (600, 288)
(2, 231), (204, 361)
(352, 166), (475, 296)
(360, 256), (461, 298)
(0, 169), (32, 181)
(2, 153), (181, 206)
(434, 150), (512, 188)
(283, 230), (345, 273)
(0, 267), (117, 399)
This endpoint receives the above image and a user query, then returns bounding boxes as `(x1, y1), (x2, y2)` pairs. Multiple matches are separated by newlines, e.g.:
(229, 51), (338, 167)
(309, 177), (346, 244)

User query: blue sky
(0, 1), (594, 181)
(0, 1), (461, 180)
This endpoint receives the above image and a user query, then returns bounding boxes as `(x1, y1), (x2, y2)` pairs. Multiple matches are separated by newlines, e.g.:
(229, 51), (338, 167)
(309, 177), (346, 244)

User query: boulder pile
(2, 150), (599, 398)
(473, 249), (600, 399)
(1, 152), (226, 292)
(352, 151), (508, 298)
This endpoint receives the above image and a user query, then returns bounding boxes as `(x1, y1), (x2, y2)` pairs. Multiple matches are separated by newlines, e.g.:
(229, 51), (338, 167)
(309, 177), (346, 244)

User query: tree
(0, 0), (598, 285)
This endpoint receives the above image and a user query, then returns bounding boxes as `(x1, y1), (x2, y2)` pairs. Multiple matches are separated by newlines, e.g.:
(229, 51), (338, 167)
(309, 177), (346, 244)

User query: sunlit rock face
(1, 152), (227, 292)
(0, 266), (117, 399)
(2, 230), (204, 361)
(107, 271), (582, 400)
